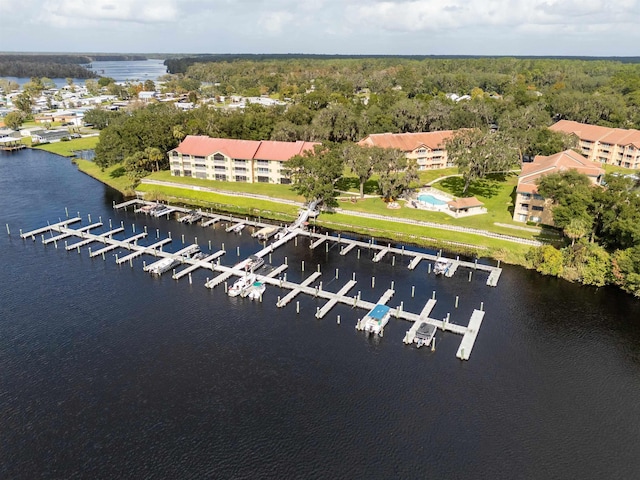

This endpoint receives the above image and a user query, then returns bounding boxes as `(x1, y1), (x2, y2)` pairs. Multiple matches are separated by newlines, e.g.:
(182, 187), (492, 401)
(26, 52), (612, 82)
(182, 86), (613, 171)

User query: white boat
(359, 304), (392, 336)
(245, 254), (265, 272)
(228, 273), (256, 297)
(252, 226), (278, 240)
(232, 223), (245, 233)
(245, 281), (266, 300)
(434, 257), (451, 275)
(146, 257), (179, 275)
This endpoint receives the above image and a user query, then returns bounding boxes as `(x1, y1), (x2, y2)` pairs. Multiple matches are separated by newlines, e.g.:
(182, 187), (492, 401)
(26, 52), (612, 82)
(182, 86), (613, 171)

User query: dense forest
(86, 56), (640, 296)
(0, 54), (146, 78)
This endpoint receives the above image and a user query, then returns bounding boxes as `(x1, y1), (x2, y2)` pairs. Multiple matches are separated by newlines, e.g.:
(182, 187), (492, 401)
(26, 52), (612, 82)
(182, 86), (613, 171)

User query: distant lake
(2, 59), (167, 88)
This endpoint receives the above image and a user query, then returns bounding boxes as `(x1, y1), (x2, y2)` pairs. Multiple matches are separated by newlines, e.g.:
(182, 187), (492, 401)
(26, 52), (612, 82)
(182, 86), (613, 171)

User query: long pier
(21, 205), (500, 360)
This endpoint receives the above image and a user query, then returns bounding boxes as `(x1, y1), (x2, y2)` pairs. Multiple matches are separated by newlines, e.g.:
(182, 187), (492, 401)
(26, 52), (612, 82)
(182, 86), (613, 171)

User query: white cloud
(258, 11), (295, 35)
(38, 0), (179, 26)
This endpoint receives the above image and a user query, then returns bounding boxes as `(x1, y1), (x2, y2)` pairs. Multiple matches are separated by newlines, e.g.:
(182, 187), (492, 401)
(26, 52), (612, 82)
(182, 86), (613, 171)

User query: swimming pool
(417, 194), (447, 206)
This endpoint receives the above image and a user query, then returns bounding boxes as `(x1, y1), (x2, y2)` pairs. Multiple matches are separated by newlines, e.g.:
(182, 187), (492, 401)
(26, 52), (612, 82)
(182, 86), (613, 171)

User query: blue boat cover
(368, 304), (390, 320)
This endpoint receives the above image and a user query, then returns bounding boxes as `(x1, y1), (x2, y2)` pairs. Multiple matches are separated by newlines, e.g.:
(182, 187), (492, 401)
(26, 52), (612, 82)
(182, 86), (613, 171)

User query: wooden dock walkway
(315, 279), (357, 318)
(456, 309), (485, 360)
(339, 243), (356, 256)
(372, 247), (390, 263)
(115, 238), (172, 264)
(277, 272), (322, 307)
(65, 227), (124, 250)
(22, 210), (497, 361)
(408, 256), (422, 270)
(43, 222), (102, 244)
(201, 216), (222, 227)
(90, 232), (147, 257)
(310, 235), (327, 250)
(172, 251), (225, 279)
(21, 217), (81, 239)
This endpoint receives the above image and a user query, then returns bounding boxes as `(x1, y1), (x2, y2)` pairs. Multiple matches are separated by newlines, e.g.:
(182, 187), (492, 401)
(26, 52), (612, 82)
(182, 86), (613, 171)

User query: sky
(2, 0), (640, 56)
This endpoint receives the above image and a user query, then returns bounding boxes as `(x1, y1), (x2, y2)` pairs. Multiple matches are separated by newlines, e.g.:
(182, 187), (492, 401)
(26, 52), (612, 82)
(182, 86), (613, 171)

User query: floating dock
(22, 203), (498, 361)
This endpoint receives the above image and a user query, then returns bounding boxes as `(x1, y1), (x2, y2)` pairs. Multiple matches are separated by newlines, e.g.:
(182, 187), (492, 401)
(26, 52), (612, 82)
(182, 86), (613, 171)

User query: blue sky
(2, 0), (640, 56)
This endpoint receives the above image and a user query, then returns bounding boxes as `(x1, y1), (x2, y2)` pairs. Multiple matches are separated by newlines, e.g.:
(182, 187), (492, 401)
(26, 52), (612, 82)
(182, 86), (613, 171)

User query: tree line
(527, 171), (640, 297)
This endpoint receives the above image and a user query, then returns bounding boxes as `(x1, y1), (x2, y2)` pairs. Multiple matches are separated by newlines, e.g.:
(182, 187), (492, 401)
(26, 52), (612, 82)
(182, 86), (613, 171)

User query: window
(234, 159), (247, 165)
(257, 176), (269, 183)
(214, 153), (225, 161)
(172, 170), (181, 176)
(532, 206), (544, 212)
(195, 172), (206, 179)
(194, 155), (205, 160)
(521, 203), (530, 210)
(235, 175), (248, 182)
(235, 166), (248, 173)
(215, 174), (227, 181)
(183, 170), (192, 177)
(533, 194), (544, 201)
(214, 166), (226, 172)
(416, 148), (426, 153)
(256, 159), (269, 166)
(280, 177), (291, 185)
(257, 167), (269, 174)
(531, 216), (541, 223)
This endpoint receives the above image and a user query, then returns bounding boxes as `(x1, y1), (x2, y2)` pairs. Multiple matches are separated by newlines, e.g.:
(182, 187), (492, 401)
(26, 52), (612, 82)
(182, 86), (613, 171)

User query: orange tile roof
(171, 136), (319, 161)
(516, 149), (604, 194)
(448, 197), (484, 209)
(254, 140), (317, 161)
(358, 131), (455, 152)
(550, 120), (640, 148)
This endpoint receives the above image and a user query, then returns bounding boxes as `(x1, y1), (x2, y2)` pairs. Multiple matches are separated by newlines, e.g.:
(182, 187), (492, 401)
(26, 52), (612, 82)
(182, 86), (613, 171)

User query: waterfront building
(550, 120), (640, 169)
(169, 135), (318, 184)
(513, 149), (604, 224)
(357, 131), (455, 170)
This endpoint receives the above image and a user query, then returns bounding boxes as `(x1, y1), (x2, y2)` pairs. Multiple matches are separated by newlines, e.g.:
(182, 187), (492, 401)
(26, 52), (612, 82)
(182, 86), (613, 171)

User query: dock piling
(65, 207), (69, 218)
(480, 302), (484, 311)
(411, 286), (415, 298)
(208, 240), (211, 251)
(428, 263), (432, 274)
(5, 224), (9, 236)
(468, 271), (473, 282)
(132, 223), (135, 233)
(301, 260), (305, 272)
(120, 221), (124, 229)
(224, 282), (228, 293)
(168, 231), (172, 239)
(269, 253), (272, 263)
(337, 315), (340, 324)
(295, 237), (297, 247)
(371, 276), (375, 288)
(357, 249), (360, 259)
(296, 301), (299, 314)
(455, 296), (459, 308)
(317, 264), (320, 273)
(109, 219), (112, 229)
(284, 256), (288, 265)
(352, 272), (356, 281)
(432, 290), (436, 300)
(335, 268), (339, 279)
(195, 236), (198, 245)
(144, 225), (147, 234)
(391, 280), (395, 290)
(181, 234), (184, 244)
(392, 255), (395, 266)
(221, 242), (224, 251)
(77, 245), (80, 254)
(188, 273), (192, 285)
(88, 214), (92, 223)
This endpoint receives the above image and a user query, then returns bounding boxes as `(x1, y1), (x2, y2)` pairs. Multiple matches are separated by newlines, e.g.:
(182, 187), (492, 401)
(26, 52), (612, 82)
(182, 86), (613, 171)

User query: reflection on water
(1, 149), (640, 479)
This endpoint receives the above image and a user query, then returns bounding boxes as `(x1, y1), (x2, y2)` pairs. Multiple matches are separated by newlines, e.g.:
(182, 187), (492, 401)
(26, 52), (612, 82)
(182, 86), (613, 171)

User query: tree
(373, 148), (418, 201)
(536, 170), (595, 237)
(13, 91), (33, 115)
(3, 111), (25, 130)
(526, 245), (564, 277)
(341, 143), (376, 199)
(445, 128), (519, 194)
(285, 142), (344, 207)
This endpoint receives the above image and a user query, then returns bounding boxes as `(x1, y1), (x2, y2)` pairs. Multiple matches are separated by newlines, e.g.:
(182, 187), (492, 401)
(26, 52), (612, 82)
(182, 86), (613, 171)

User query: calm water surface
(1, 150), (639, 479)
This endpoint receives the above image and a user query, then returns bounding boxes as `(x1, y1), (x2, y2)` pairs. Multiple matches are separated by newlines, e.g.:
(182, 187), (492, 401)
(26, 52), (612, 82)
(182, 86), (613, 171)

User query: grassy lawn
(75, 160), (136, 195)
(135, 183), (301, 219)
(417, 167), (459, 185)
(316, 211), (532, 264)
(338, 173), (547, 241)
(603, 164), (638, 175)
(33, 136), (100, 157)
(146, 170), (306, 202)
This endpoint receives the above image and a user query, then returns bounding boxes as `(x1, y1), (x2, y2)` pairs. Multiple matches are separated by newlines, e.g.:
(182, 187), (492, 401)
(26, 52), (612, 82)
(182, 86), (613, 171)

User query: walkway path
(138, 179), (543, 247)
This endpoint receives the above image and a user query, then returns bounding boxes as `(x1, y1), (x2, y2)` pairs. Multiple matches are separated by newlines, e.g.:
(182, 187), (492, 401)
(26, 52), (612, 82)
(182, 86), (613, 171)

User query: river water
(1, 149), (640, 479)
